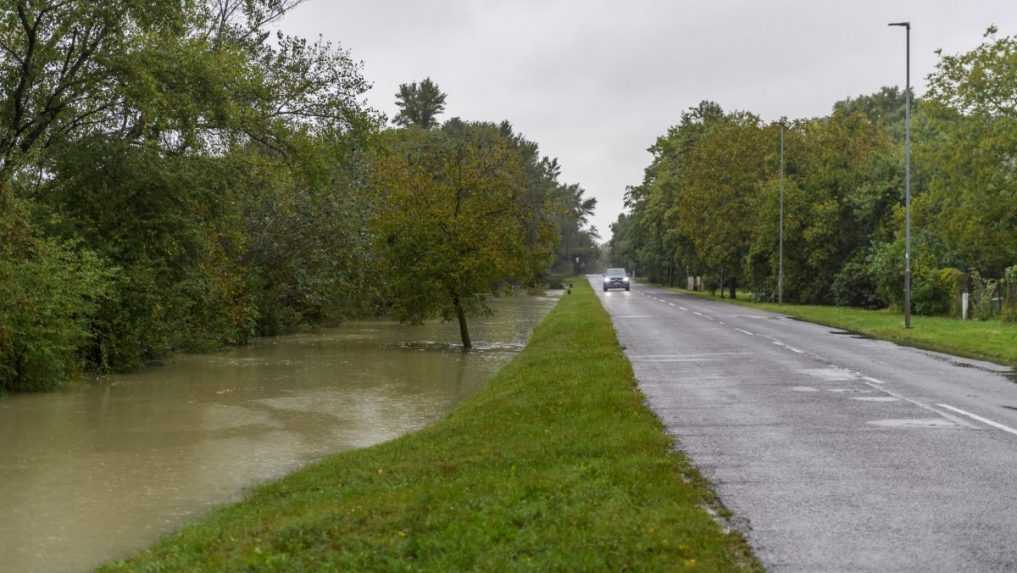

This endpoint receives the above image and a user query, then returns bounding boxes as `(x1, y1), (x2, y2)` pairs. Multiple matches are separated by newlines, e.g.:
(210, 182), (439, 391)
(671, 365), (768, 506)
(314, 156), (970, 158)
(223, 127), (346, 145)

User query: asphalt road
(591, 278), (1017, 572)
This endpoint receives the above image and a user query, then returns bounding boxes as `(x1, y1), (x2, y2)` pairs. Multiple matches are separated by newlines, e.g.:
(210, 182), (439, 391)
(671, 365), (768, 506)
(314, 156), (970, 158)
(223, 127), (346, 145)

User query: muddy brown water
(0, 293), (560, 573)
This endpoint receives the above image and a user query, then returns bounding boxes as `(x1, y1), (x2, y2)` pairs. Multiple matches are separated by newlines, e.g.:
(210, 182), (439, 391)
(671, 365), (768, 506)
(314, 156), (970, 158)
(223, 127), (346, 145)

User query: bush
(869, 241), (905, 310)
(832, 252), (883, 308)
(938, 268), (967, 318)
(912, 270), (951, 316)
(868, 240), (954, 315)
(0, 238), (113, 392)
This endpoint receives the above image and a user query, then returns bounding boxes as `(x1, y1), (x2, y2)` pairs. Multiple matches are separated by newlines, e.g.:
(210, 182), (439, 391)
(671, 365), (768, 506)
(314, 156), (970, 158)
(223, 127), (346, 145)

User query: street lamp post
(889, 21), (912, 329)
(778, 121), (784, 304)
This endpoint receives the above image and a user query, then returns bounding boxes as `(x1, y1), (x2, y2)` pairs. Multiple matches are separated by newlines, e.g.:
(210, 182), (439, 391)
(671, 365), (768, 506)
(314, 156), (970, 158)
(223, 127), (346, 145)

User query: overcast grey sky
(277, 1), (1017, 239)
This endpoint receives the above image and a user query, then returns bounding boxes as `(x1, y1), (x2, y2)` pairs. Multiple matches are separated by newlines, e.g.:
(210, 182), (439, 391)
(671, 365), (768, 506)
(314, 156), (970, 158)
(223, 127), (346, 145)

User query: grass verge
(668, 287), (1017, 367)
(101, 280), (760, 572)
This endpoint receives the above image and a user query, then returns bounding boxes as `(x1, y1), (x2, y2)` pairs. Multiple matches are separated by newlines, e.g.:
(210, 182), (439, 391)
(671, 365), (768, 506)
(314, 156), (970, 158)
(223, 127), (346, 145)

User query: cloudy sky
(277, 1), (1017, 239)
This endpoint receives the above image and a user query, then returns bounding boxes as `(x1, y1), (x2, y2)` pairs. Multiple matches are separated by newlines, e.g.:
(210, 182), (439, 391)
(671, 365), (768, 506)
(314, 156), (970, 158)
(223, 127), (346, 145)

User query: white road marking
(773, 340), (800, 352)
(791, 386), (819, 392)
(937, 404), (1017, 438)
(668, 302), (675, 307)
(859, 382), (977, 429)
(693, 312), (704, 317)
(679, 307), (688, 311)
(862, 376), (886, 385)
(802, 367), (855, 381)
(736, 328), (755, 336)
(852, 396), (899, 402)
(868, 418), (958, 429)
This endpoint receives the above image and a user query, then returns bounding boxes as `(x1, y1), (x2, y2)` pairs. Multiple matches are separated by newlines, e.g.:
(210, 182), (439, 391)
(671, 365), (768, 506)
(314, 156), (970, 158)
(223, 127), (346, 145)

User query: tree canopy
(393, 77), (447, 129)
(0, 3), (595, 391)
(610, 27), (1017, 318)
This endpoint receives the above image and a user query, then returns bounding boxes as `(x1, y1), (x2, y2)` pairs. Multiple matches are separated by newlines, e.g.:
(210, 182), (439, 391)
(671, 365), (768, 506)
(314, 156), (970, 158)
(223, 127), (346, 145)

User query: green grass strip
(670, 288), (1017, 367)
(101, 280), (760, 572)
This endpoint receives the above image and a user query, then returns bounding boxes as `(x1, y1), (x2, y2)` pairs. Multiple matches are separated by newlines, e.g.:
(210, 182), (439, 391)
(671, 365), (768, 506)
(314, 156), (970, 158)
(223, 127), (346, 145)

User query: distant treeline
(0, 1), (597, 392)
(609, 27), (1017, 320)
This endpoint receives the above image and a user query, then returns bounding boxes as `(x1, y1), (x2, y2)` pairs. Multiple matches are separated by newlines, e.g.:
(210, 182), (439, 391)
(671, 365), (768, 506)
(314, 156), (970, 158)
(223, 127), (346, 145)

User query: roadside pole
(889, 21), (912, 329)
(779, 121), (784, 304)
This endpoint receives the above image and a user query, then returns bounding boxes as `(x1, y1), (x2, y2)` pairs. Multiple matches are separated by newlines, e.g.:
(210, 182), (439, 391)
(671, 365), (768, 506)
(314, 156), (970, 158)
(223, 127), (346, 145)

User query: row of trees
(0, 2), (596, 391)
(609, 27), (1017, 318)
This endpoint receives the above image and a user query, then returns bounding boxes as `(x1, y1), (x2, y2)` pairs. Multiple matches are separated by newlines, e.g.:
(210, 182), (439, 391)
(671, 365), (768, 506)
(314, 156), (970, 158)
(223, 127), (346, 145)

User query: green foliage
(393, 77), (447, 129)
(869, 238), (953, 316)
(938, 267), (967, 318)
(915, 27), (1017, 277)
(832, 252), (882, 308)
(611, 28), (1017, 319)
(372, 122), (544, 348)
(0, 229), (113, 392)
(0, 0), (385, 389)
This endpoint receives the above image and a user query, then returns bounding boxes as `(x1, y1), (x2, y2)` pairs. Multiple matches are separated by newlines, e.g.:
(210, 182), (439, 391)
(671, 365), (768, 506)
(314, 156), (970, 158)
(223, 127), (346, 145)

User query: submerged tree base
(101, 280), (760, 572)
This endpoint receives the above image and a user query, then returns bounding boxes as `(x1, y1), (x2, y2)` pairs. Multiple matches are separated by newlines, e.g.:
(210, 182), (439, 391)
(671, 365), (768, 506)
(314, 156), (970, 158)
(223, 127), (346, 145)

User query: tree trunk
(452, 294), (472, 350)
(729, 276), (737, 300)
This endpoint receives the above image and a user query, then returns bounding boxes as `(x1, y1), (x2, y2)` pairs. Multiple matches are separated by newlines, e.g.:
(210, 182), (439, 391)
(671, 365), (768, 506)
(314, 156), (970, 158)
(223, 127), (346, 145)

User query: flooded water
(0, 293), (559, 573)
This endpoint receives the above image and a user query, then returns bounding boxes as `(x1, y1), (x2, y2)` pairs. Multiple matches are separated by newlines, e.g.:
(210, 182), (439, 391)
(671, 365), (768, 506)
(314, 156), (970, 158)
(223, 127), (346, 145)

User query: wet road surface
(593, 278), (1017, 572)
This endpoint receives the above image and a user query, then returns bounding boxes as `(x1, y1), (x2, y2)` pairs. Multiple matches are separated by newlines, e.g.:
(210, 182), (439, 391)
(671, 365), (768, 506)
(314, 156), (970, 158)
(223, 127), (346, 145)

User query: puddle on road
(867, 418), (958, 429)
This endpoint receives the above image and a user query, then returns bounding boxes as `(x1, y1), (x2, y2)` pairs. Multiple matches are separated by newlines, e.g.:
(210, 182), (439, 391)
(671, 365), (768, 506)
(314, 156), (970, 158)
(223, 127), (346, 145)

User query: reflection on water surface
(0, 293), (559, 573)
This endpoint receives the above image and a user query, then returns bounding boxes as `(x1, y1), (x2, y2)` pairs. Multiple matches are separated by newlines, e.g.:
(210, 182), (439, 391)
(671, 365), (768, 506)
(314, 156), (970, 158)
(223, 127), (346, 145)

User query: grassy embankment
(102, 281), (760, 572)
(667, 287), (1017, 367)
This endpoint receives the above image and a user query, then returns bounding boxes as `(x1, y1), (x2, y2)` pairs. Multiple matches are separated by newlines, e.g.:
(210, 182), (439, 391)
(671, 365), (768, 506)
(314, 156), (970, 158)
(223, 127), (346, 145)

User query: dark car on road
(603, 268), (630, 291)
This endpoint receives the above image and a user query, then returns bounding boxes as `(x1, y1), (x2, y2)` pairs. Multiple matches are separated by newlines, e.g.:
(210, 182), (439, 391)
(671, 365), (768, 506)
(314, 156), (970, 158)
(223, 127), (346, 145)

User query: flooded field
(0, 293), (559, 572)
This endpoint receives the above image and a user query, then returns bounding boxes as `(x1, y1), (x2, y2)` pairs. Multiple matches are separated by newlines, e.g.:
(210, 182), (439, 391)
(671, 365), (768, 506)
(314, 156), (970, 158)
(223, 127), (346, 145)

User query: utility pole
(779, 120), (784, 304)
(889, 21), (912, 328)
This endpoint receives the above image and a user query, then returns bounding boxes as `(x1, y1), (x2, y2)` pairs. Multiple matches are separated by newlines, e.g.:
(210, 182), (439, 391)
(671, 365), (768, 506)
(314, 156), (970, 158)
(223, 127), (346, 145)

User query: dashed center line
(736, 328), (755, 336)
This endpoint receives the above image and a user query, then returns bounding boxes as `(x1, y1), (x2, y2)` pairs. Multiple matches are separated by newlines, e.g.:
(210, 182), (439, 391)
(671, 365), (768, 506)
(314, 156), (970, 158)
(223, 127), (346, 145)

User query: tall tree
(392, 77), (446, 129)
(917, 26), (1017, 276)
(372, 121), (541, 350)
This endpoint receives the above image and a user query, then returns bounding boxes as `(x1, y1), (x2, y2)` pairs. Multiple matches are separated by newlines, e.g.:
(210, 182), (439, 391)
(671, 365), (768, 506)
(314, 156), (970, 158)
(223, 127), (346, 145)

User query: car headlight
(623, 277), (629, 282)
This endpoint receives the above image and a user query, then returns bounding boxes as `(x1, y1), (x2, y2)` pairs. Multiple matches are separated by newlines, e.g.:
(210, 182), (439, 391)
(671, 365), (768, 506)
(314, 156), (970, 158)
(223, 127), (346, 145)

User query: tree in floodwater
(372, 121), (541, 349)
(393, 78), (447, 129)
